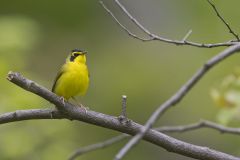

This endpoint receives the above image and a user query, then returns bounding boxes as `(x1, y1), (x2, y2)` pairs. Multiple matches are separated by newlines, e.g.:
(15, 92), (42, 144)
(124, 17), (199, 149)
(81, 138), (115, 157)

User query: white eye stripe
(72, 52), (81, 56)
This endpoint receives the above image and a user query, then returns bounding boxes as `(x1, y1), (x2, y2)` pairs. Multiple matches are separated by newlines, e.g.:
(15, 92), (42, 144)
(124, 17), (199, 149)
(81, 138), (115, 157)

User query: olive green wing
(52, 66), (66, 92)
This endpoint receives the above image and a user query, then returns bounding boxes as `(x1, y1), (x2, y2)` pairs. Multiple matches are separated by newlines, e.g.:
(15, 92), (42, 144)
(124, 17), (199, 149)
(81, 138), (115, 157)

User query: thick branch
(6, 72), (240, 160)
(100, 1), (238, 48)
(115, 43), (240, 159)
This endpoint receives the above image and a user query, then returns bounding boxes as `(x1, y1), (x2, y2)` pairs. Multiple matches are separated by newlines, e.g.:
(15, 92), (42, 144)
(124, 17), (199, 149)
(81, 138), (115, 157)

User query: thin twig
(100, 0), (238, 48)
(181, 30), (192, 42)
(207, 0), (239, 41)
(118, 95), (129, 123)
(121, 95), (127, 118)
(157, 120), (240, 134)
(70, 119), (240, 159)
(114, 43), (240, 160)
(99, 1), (152, 41)
(114, 0), (152, 36)
(6, 71), (240, 160)
(68, 134), (128, 160)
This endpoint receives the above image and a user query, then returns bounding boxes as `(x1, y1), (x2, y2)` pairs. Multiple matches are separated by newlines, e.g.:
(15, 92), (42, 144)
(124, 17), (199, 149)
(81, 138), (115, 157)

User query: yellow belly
(54, 62), (89, 100)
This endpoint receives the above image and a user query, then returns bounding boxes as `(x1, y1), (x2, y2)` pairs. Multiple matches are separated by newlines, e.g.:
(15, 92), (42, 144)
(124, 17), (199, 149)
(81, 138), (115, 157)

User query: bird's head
(68, 49), (87, 64)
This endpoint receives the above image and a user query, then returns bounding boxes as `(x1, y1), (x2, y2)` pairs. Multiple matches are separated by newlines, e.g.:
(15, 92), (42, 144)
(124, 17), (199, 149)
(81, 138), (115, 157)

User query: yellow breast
(54, 61), (89, 100)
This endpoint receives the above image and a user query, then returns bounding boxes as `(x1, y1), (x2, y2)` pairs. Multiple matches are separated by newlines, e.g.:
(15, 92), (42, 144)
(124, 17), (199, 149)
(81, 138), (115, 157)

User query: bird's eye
(73, 53), (80, 57)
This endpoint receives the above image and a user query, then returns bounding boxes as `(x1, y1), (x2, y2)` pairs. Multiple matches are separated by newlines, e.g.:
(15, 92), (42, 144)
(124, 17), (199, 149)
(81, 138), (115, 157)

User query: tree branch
(99, 0), (238, 48)
(157, 120), (240, 134)
(69, 119), (240, 160)
(114, 43), (240, 160)
(206, 0), (239, 41)
(6, 71), (240, 160)
(113, 0), (152, 36)
(0, 109), (63, 124)
(99, 2), (240, 158)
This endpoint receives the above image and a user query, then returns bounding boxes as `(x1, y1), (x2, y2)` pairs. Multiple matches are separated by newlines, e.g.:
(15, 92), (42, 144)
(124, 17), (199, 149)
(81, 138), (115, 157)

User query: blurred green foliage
(210, 68), (240, 125)
(1, 0), (240, 160)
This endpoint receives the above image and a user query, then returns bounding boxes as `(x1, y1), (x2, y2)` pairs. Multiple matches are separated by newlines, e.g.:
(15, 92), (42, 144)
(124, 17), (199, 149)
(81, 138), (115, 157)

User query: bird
(52, 49), (89, 106)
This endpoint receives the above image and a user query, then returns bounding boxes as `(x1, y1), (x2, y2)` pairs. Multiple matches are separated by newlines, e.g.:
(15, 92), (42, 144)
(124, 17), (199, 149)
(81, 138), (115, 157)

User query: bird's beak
(82, 51), (87, 55)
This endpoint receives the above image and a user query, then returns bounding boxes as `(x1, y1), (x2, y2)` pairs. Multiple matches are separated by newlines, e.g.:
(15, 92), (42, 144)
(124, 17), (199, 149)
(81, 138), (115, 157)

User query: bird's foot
(60, 96), (65, 106)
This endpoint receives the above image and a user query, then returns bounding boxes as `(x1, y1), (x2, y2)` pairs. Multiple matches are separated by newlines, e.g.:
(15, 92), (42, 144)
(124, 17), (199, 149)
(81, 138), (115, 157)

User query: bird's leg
(50, 110), (54, 119)
(72, 97), (89, 113)
(50, 109), (56, 119)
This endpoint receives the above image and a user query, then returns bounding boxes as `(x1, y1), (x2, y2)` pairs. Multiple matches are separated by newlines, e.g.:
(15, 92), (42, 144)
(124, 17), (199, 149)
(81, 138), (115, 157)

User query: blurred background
(1, 0), (240, 159)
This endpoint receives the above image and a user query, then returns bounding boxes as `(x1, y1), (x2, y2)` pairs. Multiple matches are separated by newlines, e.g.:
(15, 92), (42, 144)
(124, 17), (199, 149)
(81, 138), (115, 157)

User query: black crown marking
(72, 48), (84, 53)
